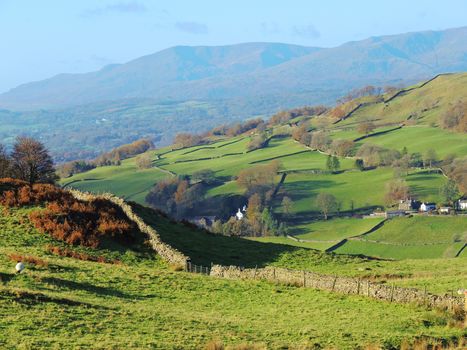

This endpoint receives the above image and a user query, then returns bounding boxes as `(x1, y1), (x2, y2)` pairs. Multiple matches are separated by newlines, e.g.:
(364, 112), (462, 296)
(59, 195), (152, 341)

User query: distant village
(368, 198), (467, 219)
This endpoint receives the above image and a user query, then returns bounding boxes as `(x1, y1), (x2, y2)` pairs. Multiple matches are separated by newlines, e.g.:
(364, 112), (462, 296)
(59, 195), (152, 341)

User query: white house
(420, 202), (436, 212)
(236, 209), (244, 220)
(457, 199), (467, 210)
(439, 207), (452, 214)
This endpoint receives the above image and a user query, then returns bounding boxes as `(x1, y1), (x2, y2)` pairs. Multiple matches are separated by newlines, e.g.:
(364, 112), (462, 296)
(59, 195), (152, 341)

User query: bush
(0, 179), (136, 248)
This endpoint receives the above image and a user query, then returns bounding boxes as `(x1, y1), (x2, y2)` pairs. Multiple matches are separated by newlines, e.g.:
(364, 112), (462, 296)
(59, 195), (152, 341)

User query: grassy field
(276, 168), (446, 219)
(61, 155), (169, 204)
(361, 216), (467, 244)
(331, 216), (467, 260)
(2, 207), (465, 349)
(354, 126), (467, 158)
(134, 205), (467, 296)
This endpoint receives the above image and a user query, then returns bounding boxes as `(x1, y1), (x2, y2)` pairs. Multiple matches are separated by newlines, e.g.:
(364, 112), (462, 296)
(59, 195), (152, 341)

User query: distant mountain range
(1, 26), (467, 110)
(1, 26), (467, 162)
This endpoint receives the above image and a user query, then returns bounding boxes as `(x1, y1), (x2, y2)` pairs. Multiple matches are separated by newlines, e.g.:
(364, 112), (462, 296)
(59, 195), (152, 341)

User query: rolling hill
(1, 27), (467, 161)
(61, 72), (467, 262)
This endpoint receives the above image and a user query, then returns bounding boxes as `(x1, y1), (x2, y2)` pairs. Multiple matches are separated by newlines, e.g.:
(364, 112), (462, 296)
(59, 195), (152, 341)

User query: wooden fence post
(303, 271), (306, 287)
(357, 279), (360, 295)
(332, 276), (337, 291)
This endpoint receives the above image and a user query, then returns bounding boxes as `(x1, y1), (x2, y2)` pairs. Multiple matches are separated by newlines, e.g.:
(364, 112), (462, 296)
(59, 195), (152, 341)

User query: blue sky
(1, 0), (466, 93)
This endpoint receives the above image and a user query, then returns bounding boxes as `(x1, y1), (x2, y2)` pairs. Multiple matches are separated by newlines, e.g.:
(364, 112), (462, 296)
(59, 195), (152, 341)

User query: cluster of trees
(58, 138), (154, 177)
(214, 193), (287, 237)
(291, 125), (332, 151)
(384, 179), (410, 206)
(354, 144), (438, 171)
(236, 161), (280, 199)
(94, 138), (154, 166)
(336, 85), (386, 105)
(145, 177), (205, 218)
(441, 156), (466, 195)
(207, 161), (285, 237)
(0, 137), (57, 185)
(173, 133), (204, 149)
(268, 105), (327, 126)
(57, 160), (96, 178)
(247, 132), (269, 151)
(439, 101), (467, 133)
(210, 118), (266, 137)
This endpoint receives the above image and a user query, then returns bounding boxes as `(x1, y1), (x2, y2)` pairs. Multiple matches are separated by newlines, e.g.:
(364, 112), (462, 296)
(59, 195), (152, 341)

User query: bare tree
(135, 154), (153, 170)
(281, 196), (294, 217)
(316, 193), (337, 220)
(11, 137), (57, 185)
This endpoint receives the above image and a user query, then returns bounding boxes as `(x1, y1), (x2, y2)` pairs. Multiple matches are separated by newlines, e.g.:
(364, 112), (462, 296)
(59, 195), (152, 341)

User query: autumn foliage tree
(357, 122), (376, 136)
(236, 161), (280, 196)
(10, 137), (57, 185)
(439, 101), (467, 133)
(384, 179), (410, 206)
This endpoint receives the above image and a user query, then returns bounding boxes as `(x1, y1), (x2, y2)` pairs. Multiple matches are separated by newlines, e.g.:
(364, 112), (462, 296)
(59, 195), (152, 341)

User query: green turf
(2, 207), (465, 349)
(333, 240), (465, 260)
(361, 216), (467, 244)
(354, 126), (467, 158)
(294, 217), (384, 241)
(278, 168), (446, 217)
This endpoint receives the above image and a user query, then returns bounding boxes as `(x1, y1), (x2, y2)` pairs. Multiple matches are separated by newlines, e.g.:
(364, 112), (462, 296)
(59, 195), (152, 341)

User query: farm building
(398, 199), (421, 211)
(456, 199), (467, 210)
(420, 202), (436, 212)
(438, 207), (452, 214)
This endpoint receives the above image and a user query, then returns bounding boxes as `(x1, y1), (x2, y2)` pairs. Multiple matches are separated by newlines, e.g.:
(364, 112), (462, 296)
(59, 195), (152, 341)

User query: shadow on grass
(42, 277), (140, 299)
(133, 203), (314, 268)
(0, 288), (113, 309)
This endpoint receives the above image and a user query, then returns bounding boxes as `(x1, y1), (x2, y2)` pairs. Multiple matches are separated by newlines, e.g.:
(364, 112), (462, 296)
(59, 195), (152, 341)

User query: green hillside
(61, 73), (467, 262)
(2, 206), (466, 349)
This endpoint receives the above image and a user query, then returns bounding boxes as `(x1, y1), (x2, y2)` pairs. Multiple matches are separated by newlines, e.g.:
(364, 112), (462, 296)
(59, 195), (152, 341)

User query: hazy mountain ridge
(1, 27), (467, 110)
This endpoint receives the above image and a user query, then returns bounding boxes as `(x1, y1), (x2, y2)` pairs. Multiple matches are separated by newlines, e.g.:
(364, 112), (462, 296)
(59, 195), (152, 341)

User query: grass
(354, 126), (467, 158)
(330, 216), (467, 260)
(361, 216), (467, 245)
(277, 168), (446, 218)
(134, 205), (467, 295)
(294, 217), (384, 241)
(60, 154), (168, 204)
(2, 207), (465, 349)
(332, 240), (465, 260)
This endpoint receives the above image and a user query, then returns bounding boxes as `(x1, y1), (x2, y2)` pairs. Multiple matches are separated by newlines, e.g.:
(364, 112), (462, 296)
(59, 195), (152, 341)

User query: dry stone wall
(68, 190), (189, 267)
(210, 265), (463, 310)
